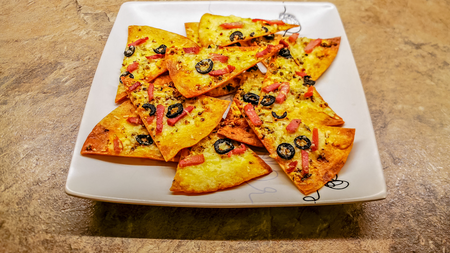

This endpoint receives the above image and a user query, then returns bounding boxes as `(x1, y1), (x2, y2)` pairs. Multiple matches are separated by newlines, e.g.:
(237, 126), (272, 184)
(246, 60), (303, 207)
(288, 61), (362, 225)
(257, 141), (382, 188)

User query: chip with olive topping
(198, 13), (299, 47)
(170, 130), (272, 194)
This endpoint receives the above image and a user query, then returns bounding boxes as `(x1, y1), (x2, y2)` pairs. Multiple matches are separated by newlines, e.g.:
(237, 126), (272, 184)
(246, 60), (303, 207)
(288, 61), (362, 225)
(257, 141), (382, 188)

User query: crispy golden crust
(234, 64), (354, 195)
(263, 55), (344, 125)
(170, 131), (272, 193)
(122, 75), (229, 161)
(275, 128), (355, 195)
(81, 100), (170, 161)
(198, 13), (299, 47)
(204, 77), (241, 97)
(165, 45), (283, 98)
(115, 25), (198, 103)
(184, 22), (199, 44)
(218, 101), (264, 148)
(289, 37), (341, 81)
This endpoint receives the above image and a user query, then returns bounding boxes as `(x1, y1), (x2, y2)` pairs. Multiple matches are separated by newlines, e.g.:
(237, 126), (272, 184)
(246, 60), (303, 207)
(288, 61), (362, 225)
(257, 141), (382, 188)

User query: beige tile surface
(0, 0), (449, 252)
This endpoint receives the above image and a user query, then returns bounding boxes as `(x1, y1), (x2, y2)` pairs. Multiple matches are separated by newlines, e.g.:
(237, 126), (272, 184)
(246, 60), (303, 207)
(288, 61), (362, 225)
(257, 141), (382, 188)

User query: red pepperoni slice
(288, 33), (299, 43)
(156, 105), (164, 133)
(275, 83), (290, 103)
(304, 39), (322, 53)
(167, 106), (194, 126)
(127, 117), (142, 125)
(262, 82), (281, 93)
(128, 37), (148, 46)
(227, 144), (247, 157)
(183, 47), (200, 54)
(179, 154), (205, 167)
(244, 104), (262, 127)
(126, 62), (139, 72)
(286, 119), (302, 133)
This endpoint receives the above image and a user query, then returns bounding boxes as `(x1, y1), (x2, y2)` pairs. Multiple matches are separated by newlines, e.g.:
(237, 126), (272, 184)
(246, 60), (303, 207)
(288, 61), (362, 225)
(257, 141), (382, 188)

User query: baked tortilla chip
(166, 44), (283, 98)
(263, 52), (345, 126)
(115, 25), (198, 103)
(81, 100), (171, 161)
(234, 61), (355, 195)
(170, 130), (272, 193)
(218, 100), (264, 147)
(122, 75), (229, 161)
(185, 22), (200, 44)
(288, 36), (341, 81)
(198, 13), (299, 47)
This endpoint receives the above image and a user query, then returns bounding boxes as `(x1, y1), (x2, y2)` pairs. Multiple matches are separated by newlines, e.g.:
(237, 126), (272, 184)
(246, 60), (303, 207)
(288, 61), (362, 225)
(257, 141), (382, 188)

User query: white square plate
(66, 1), (386, 207)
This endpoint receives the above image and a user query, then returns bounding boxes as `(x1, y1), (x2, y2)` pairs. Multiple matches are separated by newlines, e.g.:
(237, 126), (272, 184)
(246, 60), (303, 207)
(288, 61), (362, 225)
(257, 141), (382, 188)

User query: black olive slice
(243, 92), (260, 105)
(136, 135), (153, 146)
(124, 45), (135, 57)
(279, 48), (292, 59)
(294, 136), (311, 150)
(304, 75), (316, 86)
(142, 103), (156, 116)
(263, 34), (275, 40)
(214, 139), (235, 154)
(260, 95), (275, 106)
(250, 32), (255, 37)
(230, 31), (244, 42)
(277, 143), (295, 160)
(248, 65), (259, 72)
(262, 26), (269, 33)
(119, 72), (134, 84)
(166, 103), (183, 118)
(272, 111), (287, 119)
(153, 44), (167, 54)
(195, 59), (214, 74)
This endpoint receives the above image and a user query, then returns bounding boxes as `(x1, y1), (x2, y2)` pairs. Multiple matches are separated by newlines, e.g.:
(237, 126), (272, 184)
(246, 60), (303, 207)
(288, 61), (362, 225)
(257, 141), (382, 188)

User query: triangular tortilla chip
(287, 36), (341, 81)
(122, 75), (229, 161)
(165, 44), (283, 98)
(80, 100), (173, 161)
(198, 13), (299, 47)
(263, 51), (345, 126)
(185, 22), (200, 44)
(170, 130), (272, 193)
(218, 100), (264, 147)
(115, 25), (198, 103)
(234, 65), (355, 195)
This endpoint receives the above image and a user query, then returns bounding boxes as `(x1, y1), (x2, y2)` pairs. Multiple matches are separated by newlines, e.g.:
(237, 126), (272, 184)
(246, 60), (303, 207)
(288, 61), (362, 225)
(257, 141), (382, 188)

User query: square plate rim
(65, 1), (387, 208)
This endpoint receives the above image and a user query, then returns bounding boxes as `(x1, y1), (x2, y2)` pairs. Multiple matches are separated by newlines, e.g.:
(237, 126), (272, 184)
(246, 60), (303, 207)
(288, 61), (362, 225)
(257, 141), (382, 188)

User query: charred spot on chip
(124, 45), (135, 57)
(260, 95), (276, 106)
(277, 143), (295, 160)
(136, 135), (153, 146)
(263, 34), (275, 40)
(294, 135), (312, 150)
(243, 92), (260, 105)
(272, 111), (287, 119)
(304, 76), (316, 86)
(229, 42), (242, 47)
(153, 44), (167, 54)
(214, 139), (235, 154)
(119, 72), (134, 84)
(229, 31), (244, 42)
(279, 48), (292, 59)
(142, 103), (156, 116)
(195, 59), (214, 74)
(166, 103), (183, 118)
(248, 65), (259, 72)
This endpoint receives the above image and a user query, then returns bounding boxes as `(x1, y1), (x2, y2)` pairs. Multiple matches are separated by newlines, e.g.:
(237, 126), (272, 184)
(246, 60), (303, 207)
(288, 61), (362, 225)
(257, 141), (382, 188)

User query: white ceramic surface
(66, 1), (386, 207)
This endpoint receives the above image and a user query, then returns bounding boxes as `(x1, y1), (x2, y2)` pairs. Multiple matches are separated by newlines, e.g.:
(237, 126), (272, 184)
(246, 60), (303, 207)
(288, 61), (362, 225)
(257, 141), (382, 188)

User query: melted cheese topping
(198, 13), (297, 47)
(171, 132), (271, 193)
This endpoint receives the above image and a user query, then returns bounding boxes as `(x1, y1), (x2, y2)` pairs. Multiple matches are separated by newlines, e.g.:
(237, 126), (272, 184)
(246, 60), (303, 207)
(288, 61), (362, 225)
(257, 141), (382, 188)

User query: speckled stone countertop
(1, 0), (449, 252)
